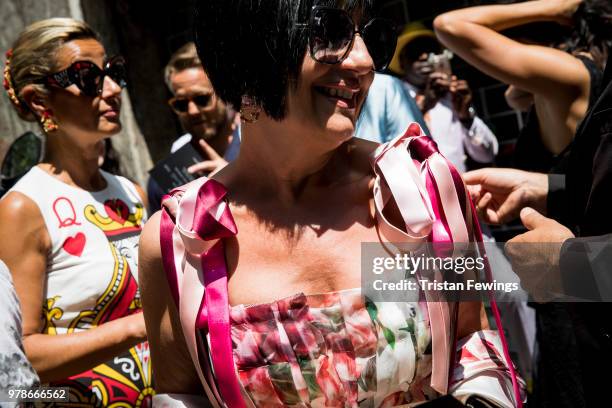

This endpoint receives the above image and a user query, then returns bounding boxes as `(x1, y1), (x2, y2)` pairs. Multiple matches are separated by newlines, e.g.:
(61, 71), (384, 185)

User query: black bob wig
(194, 0), (378, 121)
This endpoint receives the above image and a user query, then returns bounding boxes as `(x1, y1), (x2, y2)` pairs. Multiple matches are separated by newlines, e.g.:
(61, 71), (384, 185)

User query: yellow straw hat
(388, 22), (437, 75)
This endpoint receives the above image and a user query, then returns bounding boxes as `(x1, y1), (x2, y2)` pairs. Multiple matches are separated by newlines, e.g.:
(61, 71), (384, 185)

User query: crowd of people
(0, 0), (611, 407)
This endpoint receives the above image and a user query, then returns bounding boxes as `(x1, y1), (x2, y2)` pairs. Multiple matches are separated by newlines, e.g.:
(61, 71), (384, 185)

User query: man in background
(147, 42), (240, 212)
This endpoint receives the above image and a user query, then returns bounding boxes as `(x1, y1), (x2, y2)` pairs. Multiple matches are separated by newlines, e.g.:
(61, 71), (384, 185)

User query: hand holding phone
(427, 50), (453, 76)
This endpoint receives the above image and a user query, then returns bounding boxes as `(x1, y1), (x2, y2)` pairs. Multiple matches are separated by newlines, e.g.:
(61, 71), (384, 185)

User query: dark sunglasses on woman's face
(298, 6), (398, 72)
(42, 56), (127, 97)
(167, 93), (215, 114)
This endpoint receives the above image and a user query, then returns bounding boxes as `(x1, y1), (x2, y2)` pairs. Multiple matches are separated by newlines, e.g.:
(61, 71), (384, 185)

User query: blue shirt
(355, 73), (429, 143)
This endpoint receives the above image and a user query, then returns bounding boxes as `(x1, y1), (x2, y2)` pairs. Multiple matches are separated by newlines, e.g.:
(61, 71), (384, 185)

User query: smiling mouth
(102, 109), (119, 118)
(314, 86), (359, 109)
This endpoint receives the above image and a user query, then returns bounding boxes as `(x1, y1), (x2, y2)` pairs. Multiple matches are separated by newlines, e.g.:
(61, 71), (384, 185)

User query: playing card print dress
(7, 165), (154, 407)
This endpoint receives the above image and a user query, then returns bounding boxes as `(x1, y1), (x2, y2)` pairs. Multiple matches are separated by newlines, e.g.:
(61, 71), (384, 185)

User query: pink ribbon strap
(160, 177), (245, 408)
(371, 123), (522, 407)
(467, 196), (524, 407)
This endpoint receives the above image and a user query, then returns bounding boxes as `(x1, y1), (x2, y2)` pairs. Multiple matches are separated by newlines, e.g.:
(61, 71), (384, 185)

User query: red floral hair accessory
(3, 48), (23, 108)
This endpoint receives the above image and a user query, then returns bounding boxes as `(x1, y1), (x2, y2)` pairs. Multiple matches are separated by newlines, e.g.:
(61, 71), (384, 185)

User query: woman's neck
(229, 118), (347, 204)
(41, 133), (107, 191)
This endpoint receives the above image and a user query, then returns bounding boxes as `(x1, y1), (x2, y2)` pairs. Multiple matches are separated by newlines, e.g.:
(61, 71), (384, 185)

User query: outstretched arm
(463, 168), (549, 225)
(434, 0), (589, 99)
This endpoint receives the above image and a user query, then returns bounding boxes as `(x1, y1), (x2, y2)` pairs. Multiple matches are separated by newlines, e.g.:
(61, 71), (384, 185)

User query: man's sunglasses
(168, 93), (216, 114)
(42, 56), (127, 97)
(298, 6), (398, 72)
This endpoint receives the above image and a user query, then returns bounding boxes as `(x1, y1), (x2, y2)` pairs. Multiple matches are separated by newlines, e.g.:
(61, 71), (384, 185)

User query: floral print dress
(158, 174), (524, 408)
(228, 288), (437, 407)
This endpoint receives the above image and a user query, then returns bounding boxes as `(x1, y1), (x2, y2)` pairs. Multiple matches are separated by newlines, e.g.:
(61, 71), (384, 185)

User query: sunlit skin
(434, 0), (591, 155)
(44, 38), (123, 146)
(285, 33), (375, 150)
(217, 35), (377, 303)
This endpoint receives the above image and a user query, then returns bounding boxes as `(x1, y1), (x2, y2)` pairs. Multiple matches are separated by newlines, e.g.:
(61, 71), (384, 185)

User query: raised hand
(187, 138), (229, 176)
(505, 207), (575, 302)
(420, 72), (451, 114)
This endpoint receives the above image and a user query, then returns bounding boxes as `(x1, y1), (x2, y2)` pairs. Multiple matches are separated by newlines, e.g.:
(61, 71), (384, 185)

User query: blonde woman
(0, 18), (153, 405)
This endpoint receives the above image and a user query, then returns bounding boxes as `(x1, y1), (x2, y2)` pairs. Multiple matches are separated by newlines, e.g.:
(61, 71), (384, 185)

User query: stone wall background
(0, 1), (71, 169)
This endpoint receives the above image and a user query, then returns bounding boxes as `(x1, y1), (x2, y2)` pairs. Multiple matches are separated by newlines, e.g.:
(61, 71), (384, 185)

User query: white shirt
(404, 83), (498, 173)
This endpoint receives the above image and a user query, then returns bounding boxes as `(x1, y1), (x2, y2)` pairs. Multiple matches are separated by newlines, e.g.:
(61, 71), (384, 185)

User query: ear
(20, 84), (49, 118)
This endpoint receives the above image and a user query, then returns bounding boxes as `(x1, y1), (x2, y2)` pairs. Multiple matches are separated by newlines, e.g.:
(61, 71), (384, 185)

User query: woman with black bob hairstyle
(139, 1), (523, 406)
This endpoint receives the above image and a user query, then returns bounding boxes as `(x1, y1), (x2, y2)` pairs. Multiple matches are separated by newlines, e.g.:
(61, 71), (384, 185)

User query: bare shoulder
(138, 211), (163, 295)
(138, 210), (204, 394)
(132, 182), (149, 210)
(0, 191), (49, 250)
(0, 190), (42, 218)
(139, 210), (162, 269)
(345, 137), (379, 176)
(138, 212), (169, 308)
